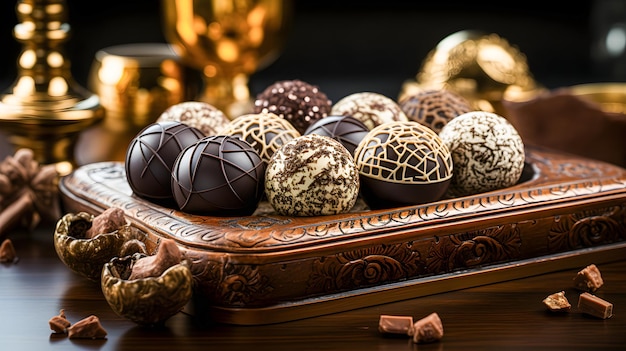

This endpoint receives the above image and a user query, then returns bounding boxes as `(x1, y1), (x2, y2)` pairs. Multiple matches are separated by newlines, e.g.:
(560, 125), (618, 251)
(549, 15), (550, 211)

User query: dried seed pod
(54, 210), (147, 282)
(101, 252), (193, 325)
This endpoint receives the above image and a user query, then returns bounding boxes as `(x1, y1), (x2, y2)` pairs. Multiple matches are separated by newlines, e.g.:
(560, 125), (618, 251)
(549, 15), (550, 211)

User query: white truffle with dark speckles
(330, 92), (408, 130)
(157, 101), (230, 136)
(438, 111), (525, 197)
(265, 134), (359, 216)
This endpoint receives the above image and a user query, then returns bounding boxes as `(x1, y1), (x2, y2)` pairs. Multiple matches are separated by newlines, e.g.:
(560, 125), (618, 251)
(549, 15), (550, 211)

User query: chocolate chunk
(542, 291), (571, 312)
(67, 315), (107, 339)
(378, 315), (414, 335)
(48, 309), (71, 334)
(573, 264), (604, 292)
(85, 207), (126, 239)
(128, 238), (182, 280)
(408, 312), (444, 344)
(578, 292), (613, 319)
(0, 238), (17, 263)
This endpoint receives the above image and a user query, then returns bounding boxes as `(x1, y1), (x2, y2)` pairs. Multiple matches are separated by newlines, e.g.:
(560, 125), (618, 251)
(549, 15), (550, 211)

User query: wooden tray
(59, 146), (626, 325)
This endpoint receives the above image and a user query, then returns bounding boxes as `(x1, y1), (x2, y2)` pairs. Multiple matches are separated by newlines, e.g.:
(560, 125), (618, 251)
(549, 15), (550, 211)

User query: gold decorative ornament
(0, 0), (104, 175)
(400, 30), (545, 117)
(161, 0), (293, 118)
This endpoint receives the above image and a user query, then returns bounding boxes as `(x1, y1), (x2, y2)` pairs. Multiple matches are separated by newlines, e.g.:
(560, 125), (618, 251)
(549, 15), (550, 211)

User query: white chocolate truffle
(438, 111), (525, 197)
(157, 101), (230, 136)
(221, 112), (301, 164)
(265, 134), (359, 216)
(330, 92), (408, 130)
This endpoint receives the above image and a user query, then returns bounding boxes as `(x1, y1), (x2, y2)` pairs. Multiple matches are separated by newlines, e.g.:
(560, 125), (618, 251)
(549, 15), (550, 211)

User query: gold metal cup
(75, 43), (200, 164)
(161, 0), (293, 118)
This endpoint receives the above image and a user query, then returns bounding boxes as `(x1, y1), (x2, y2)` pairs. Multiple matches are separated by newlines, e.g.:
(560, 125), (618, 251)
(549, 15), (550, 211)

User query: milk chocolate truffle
(221, 112), (301, 164)
(125, 121), (205, 200)
(304, 115), (369, 156)
(399, 89), (473, 134)
(330, 92), (408, 130)
(354, 121), (453, 209)
(253, 79), (332, 134)
(265, 134), (360, 216)
(171, 135), (265, 216)
(438, 111), (525, 197)
(157, 101), (230, 136)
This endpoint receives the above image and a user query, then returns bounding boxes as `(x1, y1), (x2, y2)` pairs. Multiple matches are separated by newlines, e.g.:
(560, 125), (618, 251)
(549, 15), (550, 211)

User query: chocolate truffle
(330, 92), (408, 130)
(253, 79), (332, 134)
(398, 89), (473, 134)
(265, 134), (359, 216)
(171, 135), (265, 216)
(157, 101), (230, 136)
(125, 121), (205, 200)
(438, 111), (525, 197)
(354, 121), (453, 209)
(304, 115), (369, 156)
(221, 112), (301, 164)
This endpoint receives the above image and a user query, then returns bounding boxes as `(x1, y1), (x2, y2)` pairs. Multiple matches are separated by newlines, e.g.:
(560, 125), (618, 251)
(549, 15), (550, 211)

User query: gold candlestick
(0, 0), (104, 175)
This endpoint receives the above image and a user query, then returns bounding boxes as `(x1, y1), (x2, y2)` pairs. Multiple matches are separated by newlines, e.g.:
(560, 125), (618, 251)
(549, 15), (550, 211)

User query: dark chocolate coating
(171, 135), (265, 216)
(125, 121), (205, 200)
(253, 79), (332, 134)
(304, 115), (369, 156)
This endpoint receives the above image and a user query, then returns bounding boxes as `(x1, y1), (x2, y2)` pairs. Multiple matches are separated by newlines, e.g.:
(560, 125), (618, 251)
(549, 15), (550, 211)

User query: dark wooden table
(1, 224), (625, 351)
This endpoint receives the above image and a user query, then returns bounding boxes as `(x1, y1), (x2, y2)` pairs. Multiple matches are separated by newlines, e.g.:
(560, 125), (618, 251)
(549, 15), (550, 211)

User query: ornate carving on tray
(59, 146), (626, 316)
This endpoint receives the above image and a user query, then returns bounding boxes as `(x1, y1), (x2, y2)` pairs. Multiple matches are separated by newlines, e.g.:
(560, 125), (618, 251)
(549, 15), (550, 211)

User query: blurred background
(0, 0), (623, 103)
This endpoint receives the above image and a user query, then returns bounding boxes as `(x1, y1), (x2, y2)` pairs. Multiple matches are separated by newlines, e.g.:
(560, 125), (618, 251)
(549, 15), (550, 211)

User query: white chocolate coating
(438, 111), (525, 197)
(265, 134), (359, 216)
(157, 101), (230, 136)
(331, 92), (408, 130)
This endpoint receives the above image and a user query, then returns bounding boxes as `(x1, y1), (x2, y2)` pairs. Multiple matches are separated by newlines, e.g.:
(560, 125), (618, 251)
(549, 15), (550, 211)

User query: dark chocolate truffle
(265, 134), (360, 216)
(171, 135), (265, 216)
(354, 121), (453, 209)
(125, 121), (205, 200)
(330, 92), (408, 130)
(398, 89), (473, 134)
(304, 115), (369, 156)
(253, 79), (332, 134)
(157, 101), (231, 136)
(221, 112), (301, 164)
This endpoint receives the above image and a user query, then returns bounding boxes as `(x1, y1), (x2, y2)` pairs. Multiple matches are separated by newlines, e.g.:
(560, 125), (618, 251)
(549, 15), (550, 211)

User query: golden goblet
(161, 0), (292, 118)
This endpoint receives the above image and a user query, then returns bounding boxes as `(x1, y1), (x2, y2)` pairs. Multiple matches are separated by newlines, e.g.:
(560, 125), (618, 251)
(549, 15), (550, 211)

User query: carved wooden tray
(59, 146), (626, 325)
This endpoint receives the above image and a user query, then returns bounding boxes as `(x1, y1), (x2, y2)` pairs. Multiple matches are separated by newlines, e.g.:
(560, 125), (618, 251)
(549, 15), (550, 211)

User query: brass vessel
(0, 0), (104, 175)
(400, 30), (544, 117)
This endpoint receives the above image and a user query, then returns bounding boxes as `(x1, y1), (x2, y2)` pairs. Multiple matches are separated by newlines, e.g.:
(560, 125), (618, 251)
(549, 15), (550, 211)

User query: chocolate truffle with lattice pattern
(221, 112), (301, 165)
(171, 135), (265, 216)
(354, 121), (453, 209)
(399, 89), (473, 134)
(253, 80), (332, 134)
(125, 121), (205, 201)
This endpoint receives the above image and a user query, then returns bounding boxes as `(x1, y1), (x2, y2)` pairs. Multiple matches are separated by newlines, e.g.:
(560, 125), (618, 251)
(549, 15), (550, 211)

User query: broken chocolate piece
(67, 315), (107, 339)
(408, 312), (444, 344)
(378, 315), (414, 335)
(48, 309), (71, 334)
(578, 292), (613, 319)
(128, 238), (182, 280)
(0, 238), (17, 263)
(573, 264), (604, 292)
(543, 291), (571, 312)
(85, 207), (126, 239)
